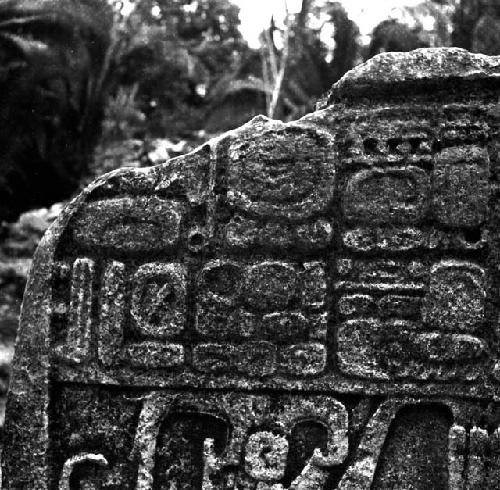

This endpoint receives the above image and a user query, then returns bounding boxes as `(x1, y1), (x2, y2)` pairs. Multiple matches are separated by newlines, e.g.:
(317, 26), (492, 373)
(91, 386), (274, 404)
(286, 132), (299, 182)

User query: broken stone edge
(318, 47), (500, 107)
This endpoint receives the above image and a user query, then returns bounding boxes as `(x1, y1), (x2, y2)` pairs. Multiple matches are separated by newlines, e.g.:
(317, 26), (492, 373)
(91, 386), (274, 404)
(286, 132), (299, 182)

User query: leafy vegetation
(103, 0), (500, 147)
(3, 0), (500, 220)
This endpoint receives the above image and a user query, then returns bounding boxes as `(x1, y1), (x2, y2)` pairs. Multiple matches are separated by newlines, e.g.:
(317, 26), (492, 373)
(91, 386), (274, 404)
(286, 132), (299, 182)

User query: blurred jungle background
(0, 0), (499, 423)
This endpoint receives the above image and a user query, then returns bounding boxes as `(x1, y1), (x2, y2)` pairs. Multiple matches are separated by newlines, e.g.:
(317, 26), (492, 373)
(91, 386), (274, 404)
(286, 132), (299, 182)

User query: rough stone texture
(7, 47), (500, 488)
(0, 204), (64, 426)
(321, 47), (500, 102)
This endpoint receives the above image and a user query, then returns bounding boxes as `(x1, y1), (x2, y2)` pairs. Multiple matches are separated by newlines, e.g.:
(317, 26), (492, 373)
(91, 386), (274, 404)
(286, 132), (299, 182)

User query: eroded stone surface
(5, 47), (500, 488)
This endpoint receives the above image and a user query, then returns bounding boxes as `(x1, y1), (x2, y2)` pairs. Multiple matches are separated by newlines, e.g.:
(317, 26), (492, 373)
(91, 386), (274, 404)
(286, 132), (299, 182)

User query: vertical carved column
(98, 261), (126, 366)
(63, 258), (95, 363)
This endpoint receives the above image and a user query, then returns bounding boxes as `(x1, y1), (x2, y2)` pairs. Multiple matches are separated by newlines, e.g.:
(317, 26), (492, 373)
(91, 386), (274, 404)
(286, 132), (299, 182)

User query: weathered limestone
(5, 47), (500, 488)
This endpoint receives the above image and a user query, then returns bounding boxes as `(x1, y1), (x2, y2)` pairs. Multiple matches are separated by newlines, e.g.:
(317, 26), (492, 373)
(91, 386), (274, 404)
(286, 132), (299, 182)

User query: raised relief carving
(226, 127), (335, 218)
(422, 261), (486, 334)
(448, 425), (500, 488)
(195, 260), (327, 377)
(223, 126), (335, 251)
(132, 393), (262, 489)
(50, 396), (498, 489)
(8, 48), (500, 489)
(226, 216), (333, 251)
(130, 262), (186, 339)
(276, 396), (349, 467)
(340, 400), (457, 489)
(432, 146), (490, 227)
(98, 261), (126, 366)
(55, 258), (95, 364)
(59, 260), (188, 369)
(131, 393), (348, 488)
(338, 400), (401, 489)
(343, 166), (430, 225)
(72, 196), (183, 252)
(245, 431), (289, 481)
(59, 453), (108, 490)
(336, 259), (489, 381)
(342, 226), (427, 253)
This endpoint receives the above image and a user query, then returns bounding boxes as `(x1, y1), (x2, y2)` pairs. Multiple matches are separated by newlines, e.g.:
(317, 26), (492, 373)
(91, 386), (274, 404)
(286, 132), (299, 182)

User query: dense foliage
(104, 0), (362, 137)
(0, 0), (113, 221)
(104, 0), (500, 143)
(3, 0), (500, 221)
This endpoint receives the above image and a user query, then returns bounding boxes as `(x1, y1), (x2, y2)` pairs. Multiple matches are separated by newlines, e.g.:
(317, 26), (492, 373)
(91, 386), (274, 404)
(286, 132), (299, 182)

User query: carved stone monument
(4, 47), (500, 488)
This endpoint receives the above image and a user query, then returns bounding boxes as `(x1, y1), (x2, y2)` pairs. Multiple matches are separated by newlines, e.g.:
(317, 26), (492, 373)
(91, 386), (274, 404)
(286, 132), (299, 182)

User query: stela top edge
(320, 47), (500, 106)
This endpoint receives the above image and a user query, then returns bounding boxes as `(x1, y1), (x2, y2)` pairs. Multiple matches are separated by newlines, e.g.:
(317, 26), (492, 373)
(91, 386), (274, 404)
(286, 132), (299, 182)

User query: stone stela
(3, 47), (500, 488)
